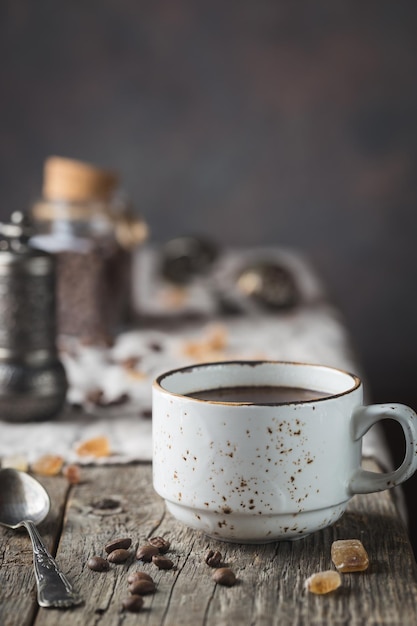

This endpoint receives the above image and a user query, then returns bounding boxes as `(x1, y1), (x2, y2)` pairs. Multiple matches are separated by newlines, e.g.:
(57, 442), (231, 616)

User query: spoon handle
(23, 520), (82, 608)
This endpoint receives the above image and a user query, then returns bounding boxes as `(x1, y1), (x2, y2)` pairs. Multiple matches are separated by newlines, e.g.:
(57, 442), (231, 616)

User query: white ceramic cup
(152, 361), (417, 543)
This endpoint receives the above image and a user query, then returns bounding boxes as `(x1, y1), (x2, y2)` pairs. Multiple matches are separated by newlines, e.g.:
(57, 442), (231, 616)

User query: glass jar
(30, 156), (148, 345)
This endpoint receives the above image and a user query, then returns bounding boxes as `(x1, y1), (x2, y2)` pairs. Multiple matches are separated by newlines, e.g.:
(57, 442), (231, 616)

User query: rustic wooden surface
(1, 461), (417, 626)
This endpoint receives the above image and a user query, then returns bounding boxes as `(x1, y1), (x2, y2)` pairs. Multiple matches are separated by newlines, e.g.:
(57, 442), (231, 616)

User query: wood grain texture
(1, 461), (417, 625)
(0, 475), (71, 626)
(2, 0), (417, 554)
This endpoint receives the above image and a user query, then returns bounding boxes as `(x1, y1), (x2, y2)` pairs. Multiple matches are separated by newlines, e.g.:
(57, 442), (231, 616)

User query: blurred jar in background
(30, 156), (148, 345)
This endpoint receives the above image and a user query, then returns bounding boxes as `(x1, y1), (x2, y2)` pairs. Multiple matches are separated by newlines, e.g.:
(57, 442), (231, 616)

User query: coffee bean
(96, 392), (130, 407)
(212, 567), (237, 586)
(149, 536), (171, 554)
(105, 537), (132, 554)
(205, 549), (222, 567)
(107, 548), (130, 564)
(129, 579), (156, 595)
(136, 544), (160, 562)
(87, 556), (109, 572)
(122, 594), (144, 613)
(127, 571), (154, 584)
(152, 555), (174, 570)
(120, 356), (140, 370)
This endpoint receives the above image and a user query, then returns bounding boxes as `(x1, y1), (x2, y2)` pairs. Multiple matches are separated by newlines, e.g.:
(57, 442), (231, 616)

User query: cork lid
(42, 156), (119, 202)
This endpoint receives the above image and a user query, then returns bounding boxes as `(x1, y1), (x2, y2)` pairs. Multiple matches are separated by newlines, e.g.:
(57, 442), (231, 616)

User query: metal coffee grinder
(0, 211), (67, 421)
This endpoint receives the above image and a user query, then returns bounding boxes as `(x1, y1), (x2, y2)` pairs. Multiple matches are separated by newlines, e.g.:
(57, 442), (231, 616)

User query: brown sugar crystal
(75, 435), (111, 458)
(331, 539), (369, 572)
(305, 570), (341, 594)
(31, 454), (64, 476)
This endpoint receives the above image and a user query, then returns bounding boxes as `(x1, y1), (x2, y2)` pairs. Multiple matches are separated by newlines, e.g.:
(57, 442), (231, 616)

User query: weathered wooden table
(1, 460), (417, 626)
(1, 246), (417, 624)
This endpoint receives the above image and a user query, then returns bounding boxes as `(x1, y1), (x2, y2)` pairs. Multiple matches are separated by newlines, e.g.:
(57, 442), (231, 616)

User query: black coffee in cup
(186, 385), (330, 404)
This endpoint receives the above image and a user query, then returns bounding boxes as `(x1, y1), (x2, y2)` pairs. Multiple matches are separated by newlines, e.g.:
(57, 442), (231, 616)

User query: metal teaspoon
(0, 468), (82, 608)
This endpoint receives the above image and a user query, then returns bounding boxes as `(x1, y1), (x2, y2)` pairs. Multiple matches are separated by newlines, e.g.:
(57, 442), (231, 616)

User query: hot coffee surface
(187, 385), (329, 403)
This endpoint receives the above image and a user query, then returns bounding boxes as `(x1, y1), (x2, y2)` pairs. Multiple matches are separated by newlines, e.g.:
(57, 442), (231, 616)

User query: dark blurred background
(1, 1), (417, 549)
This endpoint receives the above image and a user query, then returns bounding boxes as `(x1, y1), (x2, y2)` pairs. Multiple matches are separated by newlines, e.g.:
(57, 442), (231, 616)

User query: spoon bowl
(0, 468), (82, 608)
(0, 468), (50, 528)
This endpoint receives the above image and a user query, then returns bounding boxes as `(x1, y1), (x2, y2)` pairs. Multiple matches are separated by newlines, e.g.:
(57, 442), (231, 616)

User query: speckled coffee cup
(152, 361), (417, 543)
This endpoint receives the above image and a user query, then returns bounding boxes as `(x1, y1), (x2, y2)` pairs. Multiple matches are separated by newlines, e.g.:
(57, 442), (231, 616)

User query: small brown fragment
(126, 369), (147, 382)
(149, 536), (171, 553)
(212, 567), (236, 586)
(87, 556), (110, 572)
(136, 544), (160, 562)
(122, 595), (144, 613)
(152, 555), (174, 570)
(105, 537), (132, 554)
(97, 392), (130, 407)
(63, 464), (82, 484)
(205, 549), (222, 567)
(305, 570), (341, 594)
(129, 579), (156, 595)
(107, 548), (130, 564)
(127, 571), (154, 584)
(120, 356), (140, 370)
(331, 539), (369, 572)
(86, 388), (104, 405)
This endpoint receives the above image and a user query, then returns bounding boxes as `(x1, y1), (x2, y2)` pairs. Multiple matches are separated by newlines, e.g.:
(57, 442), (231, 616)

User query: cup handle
(348, 403), (417, 495)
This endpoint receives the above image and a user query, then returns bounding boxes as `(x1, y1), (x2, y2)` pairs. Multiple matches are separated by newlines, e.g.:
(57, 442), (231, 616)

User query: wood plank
(26, 461), (417, 626)
(0, 475), (71, 626)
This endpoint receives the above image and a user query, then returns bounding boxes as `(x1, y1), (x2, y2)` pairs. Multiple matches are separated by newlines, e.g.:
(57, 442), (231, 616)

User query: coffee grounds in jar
(55, 244), (130, 345)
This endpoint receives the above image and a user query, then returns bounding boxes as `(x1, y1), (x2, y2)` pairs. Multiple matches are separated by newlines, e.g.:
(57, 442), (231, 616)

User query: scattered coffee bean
(87, 556), (110, 572)
(127, 571), (154, 584)
(129, 579), (156, 595)
(205, 549), (222, 567)
(107, 548), (130, 564)
(152, 555), (174, 570)
(122, 594), (144, 613)
(149, 536), (171, 554)
(97, 392), (130, 407)
(212, 567), (237, 587)
(105, 537), (132, 554)
(136, 544), (160, 562)
(149, 341), (162, 352)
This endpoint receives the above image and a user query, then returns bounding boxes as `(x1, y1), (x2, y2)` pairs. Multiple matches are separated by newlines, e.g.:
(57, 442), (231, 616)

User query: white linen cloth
(0, 247), (390, 470)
